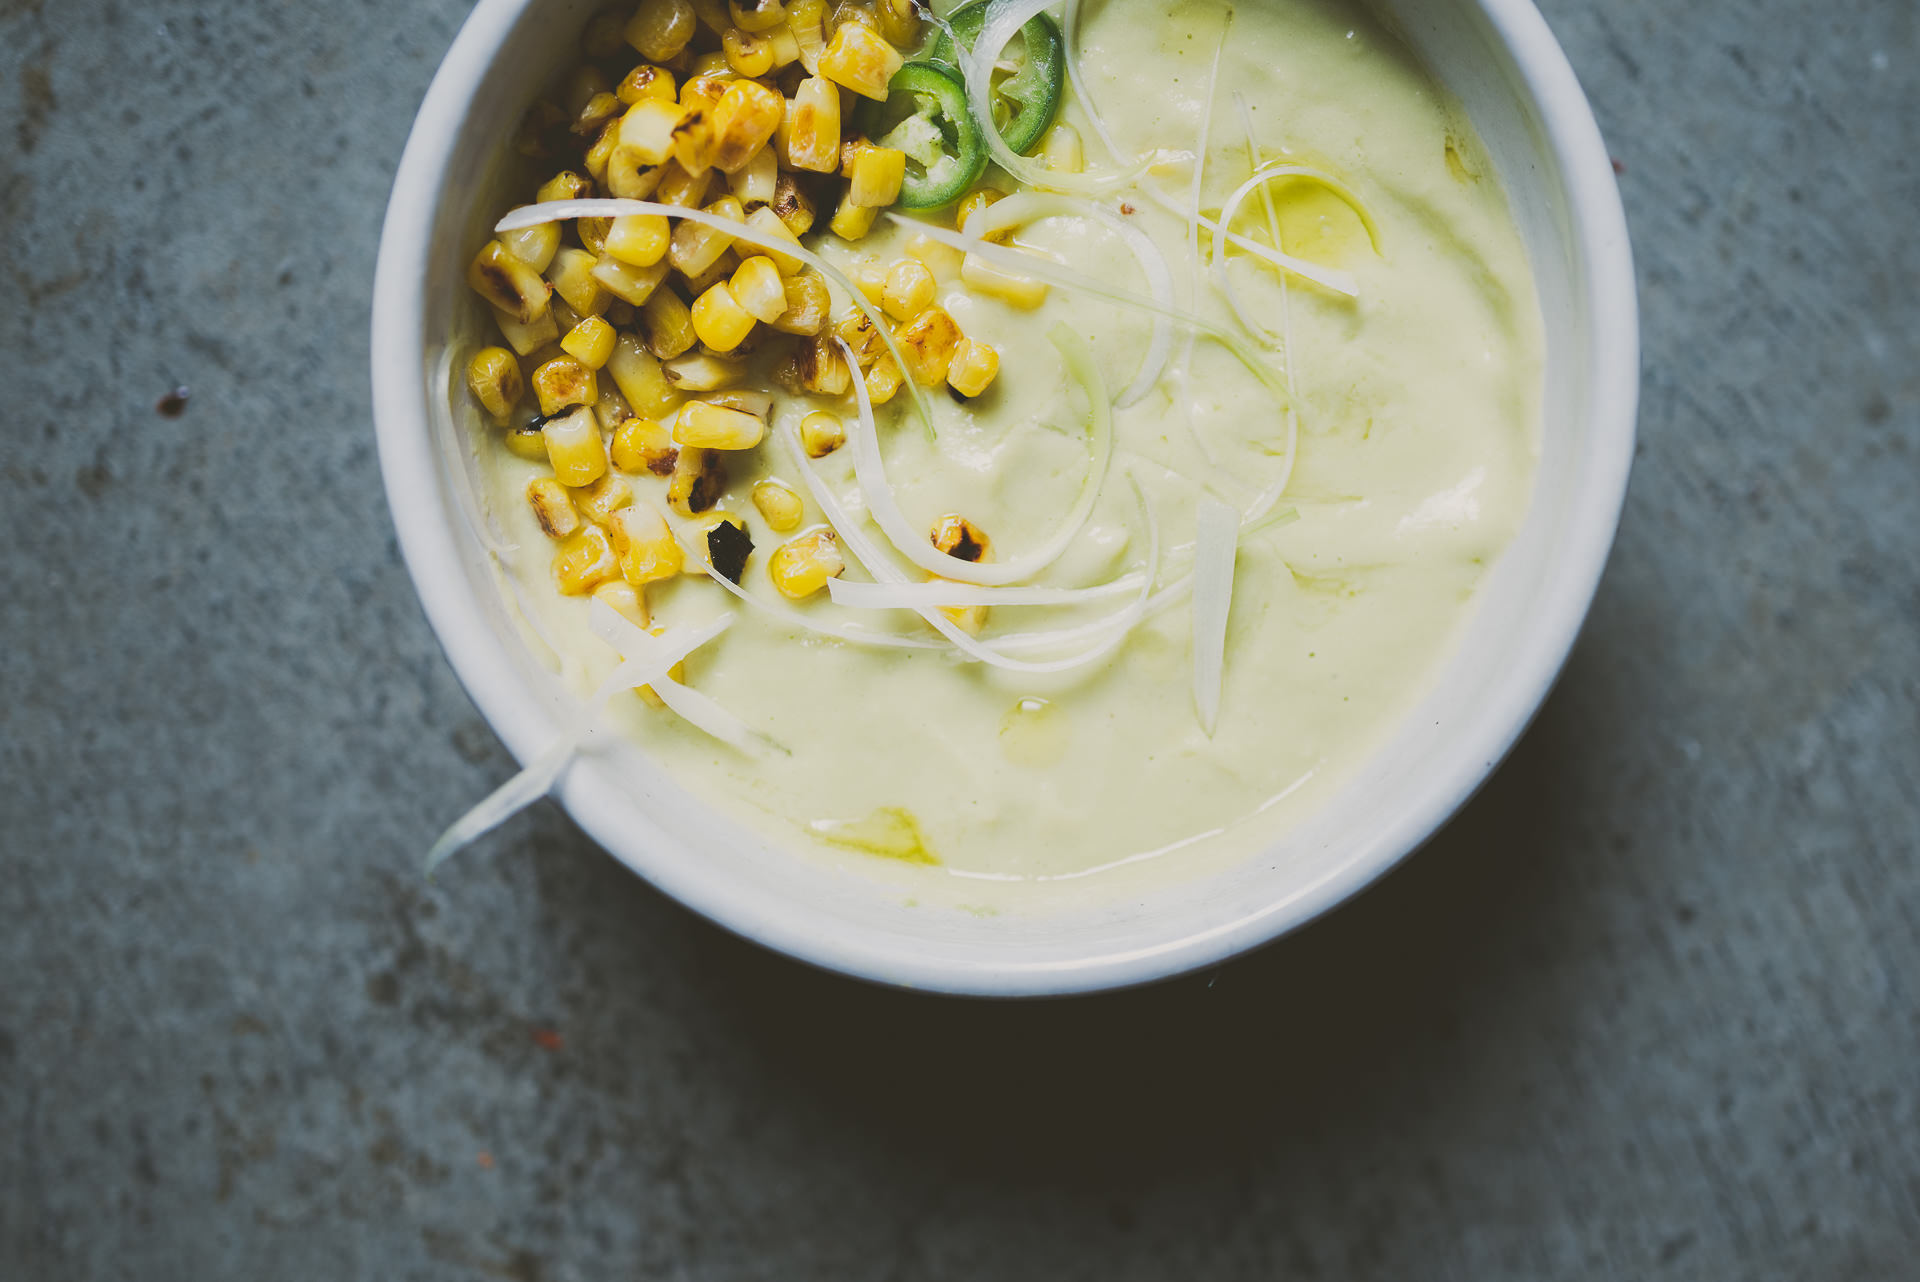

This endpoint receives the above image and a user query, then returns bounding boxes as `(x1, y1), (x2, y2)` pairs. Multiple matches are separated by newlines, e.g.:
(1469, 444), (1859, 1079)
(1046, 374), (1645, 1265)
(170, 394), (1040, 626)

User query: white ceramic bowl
(372, 0), (1635, 995)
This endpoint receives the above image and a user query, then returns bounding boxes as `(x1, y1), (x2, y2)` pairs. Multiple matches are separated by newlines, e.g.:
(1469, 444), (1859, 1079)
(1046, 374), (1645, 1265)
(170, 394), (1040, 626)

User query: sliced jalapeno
(924, 0), (1065, 156)
(858, 62), (988, 211)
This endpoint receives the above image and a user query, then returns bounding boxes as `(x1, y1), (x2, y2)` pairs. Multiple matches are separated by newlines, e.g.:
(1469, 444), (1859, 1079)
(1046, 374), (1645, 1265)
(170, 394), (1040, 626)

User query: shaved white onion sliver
(962, 192), (1173, 407)
(827, 572), (1144, 609)
(423, 734), (580, 875)
(1211, 161), (1377, 325)
(1190, 498), (1241, 736)
(1137, 183), (1362, 296)
(1061, 0), (1127, 163)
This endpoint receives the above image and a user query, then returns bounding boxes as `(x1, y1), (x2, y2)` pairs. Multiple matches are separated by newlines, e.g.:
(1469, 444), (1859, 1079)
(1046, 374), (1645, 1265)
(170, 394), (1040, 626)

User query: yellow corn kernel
(611, 415), (680, 475)
(865, 354), (904, 404)
(709, 80), (784, 173)
(653, 158), (711, 208)
(850, 258), (887, 305)
(526, 477), (581, 539)
(769, 528), (846, 598)
(572, 472), (633, 524)
(607, 502), (684, 584)
(845, 142), (906, 207)
(560, 316), (617, 369)
(799, 409), (845, 457)
(741, 207), (805, 275)
(961, 252), (1049, 308)
(681, 73), (732, 112)
(573, 91), (624, 139)
(722, 26), (774, 76)
(565, 69), (613, 122)
(728, 256), (788, 323)
(783, 75), (841, 172)
(691, 0), (731, 34)
(537, 170), (592, 204)
(617, 63), (678, 105)
(1041, 121), (1083, 173)
(606, 333), (685, 417)
(662, 352), (744, 390)
(770, 334), (851, 396)
(641, 288), (698, 359)
(957, 186), (1009, 241)
(874, 0), (919, 45)
(548, 294), (583, 335)
(532, 357), (599, 417)
(590, 254), (670, 306)
(904, 232), (964, 280)
(666, 446), (728, 516)
(540, 406), (609, 486)
(546, 247), (608, 316)
(679, 248), (740, 299)
(772, 172), (817, 235)
(576, 216), (613, 257)
(895, 305), (962, 385)
(625, 0), (696, 61)
(689, 282), (756, 352)
(604, 213), (670, 266)
(881, 259), (935, 320)
(469, 240), (552, 323)
(729, 0), (786, 32)
(817, 20), (903, 100)
(582, 123), (619, 186)
(501, 220), (561, 274)
(618, 97), (685, 165)
(930, 512), (990, 562)
(553, 524), (620, 594)
(832, 310), (886, 367)
(729, 143), (777, 204)
(607, 146), (663, 201)
(945, 336), (999, 399)
(466, 346), (524, 422)
(788, 0), (828, 71)
(674, 398), (766, 449)
(591, 579), (651, 629)
(766, 21), (802, 66)
(670, 99), (718, 173)
(752, 478), (804, 531)
(596, 380), (634, 430)
(668, 195), (745, 276)
(768, 269), (830, 335)
(503, 424), (550, 461)
(829, 193), (878, 240)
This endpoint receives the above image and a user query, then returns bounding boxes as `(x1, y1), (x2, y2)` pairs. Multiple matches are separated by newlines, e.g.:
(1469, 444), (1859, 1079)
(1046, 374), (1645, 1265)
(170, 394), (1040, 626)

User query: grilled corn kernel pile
(465, 0), (1010, 625)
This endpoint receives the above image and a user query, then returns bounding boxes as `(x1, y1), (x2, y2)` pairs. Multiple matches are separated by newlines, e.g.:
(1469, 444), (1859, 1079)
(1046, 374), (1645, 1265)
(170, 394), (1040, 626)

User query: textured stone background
(2, 0), (1915, 1276)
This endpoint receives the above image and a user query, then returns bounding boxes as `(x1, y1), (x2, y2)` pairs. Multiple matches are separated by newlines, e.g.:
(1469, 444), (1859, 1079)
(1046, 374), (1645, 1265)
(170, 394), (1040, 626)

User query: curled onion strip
(1136, 184), (1362, 296)
(1060, 0), (1127, 163)
(1211, 162), (1378, 319)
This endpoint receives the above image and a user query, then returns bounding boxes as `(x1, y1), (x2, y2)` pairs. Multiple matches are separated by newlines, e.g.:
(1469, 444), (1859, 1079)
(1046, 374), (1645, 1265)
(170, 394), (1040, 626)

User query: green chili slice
(859, 62), (988, 210)
(924, 0), (1065, 156)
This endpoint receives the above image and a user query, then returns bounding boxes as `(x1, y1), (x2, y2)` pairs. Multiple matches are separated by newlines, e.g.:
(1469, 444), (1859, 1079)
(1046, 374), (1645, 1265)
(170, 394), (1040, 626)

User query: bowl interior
(374, 0), (1634, 994)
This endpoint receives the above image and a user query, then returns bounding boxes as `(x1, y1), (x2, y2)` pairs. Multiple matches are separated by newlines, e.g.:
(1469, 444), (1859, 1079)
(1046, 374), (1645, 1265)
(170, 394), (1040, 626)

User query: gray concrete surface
(2, 0), (1915, 1276)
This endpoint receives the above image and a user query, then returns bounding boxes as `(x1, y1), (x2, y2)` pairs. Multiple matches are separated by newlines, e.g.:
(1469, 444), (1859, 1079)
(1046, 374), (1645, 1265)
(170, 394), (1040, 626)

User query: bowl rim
(372, 0), (1637, 997)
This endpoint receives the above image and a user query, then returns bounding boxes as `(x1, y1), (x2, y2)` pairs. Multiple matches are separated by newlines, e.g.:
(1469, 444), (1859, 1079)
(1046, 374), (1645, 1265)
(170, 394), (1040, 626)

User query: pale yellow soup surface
(474, 0), (1543, 903)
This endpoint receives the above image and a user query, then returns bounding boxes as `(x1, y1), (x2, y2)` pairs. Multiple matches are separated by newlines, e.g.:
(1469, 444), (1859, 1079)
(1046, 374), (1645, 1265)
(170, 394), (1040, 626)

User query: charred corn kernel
(583, 8), (631, 59)
(729, 143), (777, 204)
(690, 282), (757, 352)
(930, 512), (990, 561)
(743, 207), (806, 274)
(783, 76), (841, 172)
(771, 172), (817, 235)
(572, 472), (633, 524)
(687, 509), (752, 580)
(957, 187), (1009, 241)
(752, 478), (805, 531)
(495, 306), (559, 356)
(666, 446), (728, 516)
(670, 101), (718, 173)
(540, 405), (609, 485)
(846, 142), (906, 207)
(546, 248), (608, 316)
(728, 256), (787, 323)
(583, 125), (620, 184)
(904, 232), (964, 280)
(769, 528), (846, 597)
(679, 248), (740, 299)
(591, 579), (651, 628)
(625, 0), (696, 61)
(533, 357), (600, 418)
(833, 310), (886, 367)
(873, 0), (919, 46)
(681, 73), (732, 113)
(604, 213), (670, 266)
(788, 0), (828, 71)
(466, 346), (524, 422)
(961, 252), (1049, 307)
(1041, 122), (1083, 173)
(850, 258), (887, 304)
(767, 22), (802, 66)
(537, 171), (592, 204)
(469, 240), (553, 323)
(710, 80), (784, 173)
(722, 27), (774, 76)
(504, 423), (550, 461)
(607, 333), (685, 416)
(773, 334), (853, 396)
(641, 287), (697, 358)
(611, 415), (680, 475)
(768, 269), (830, 335)
(882, 260), (936, 320)
(674, 398), (766, 449)
(618, 98), (685, 165)
(617, 63), (678, 105)
(553, 524), (620, 594)
(590, 254), (670, 305)
(945, 336), (999, 399)
(668, 195), (744, 276)
(526, 477), (581, 538)
(607, 146), (663, 200)
(729, 0), (786, 31)
(702, 388), (774, 416)
(662, 351), (744, 390)
(576, 216), (613, 257)
(595, 380), (634, 429)
(560, 316), (617, 369)
(865, 354), (904, 404)
(896, 306), (962, 384)
(799, 409), (845, 457)
(501, 220), (561, 274)
(607, 502), (684, 583)
(817, 20), (902, 100)
(573, 91), (624, 139)
(653, 158), (710, 208)
(829, 193), (878, 240)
